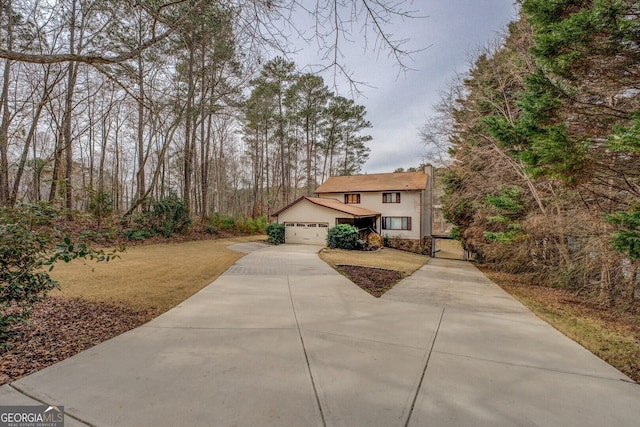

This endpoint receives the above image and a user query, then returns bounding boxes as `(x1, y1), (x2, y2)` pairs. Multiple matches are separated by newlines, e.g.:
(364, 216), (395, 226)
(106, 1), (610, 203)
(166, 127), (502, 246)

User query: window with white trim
(382, 216), (412, 231)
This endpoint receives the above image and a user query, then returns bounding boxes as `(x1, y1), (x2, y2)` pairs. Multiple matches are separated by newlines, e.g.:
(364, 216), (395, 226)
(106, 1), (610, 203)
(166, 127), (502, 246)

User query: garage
(273, 196), (380, 246)
(284, 222), (329, 245)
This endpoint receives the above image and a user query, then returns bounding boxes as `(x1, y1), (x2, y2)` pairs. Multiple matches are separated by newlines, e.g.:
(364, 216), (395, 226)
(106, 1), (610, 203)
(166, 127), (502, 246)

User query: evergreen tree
(442, 1), (640, 305)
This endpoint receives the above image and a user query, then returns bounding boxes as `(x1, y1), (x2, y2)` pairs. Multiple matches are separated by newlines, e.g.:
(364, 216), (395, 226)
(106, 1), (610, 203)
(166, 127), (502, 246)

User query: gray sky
(287, 1), (519, 173)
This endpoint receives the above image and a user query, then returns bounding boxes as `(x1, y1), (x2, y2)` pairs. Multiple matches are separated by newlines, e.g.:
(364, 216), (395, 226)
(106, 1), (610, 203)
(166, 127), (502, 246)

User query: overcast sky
(285, 1), (519, 174)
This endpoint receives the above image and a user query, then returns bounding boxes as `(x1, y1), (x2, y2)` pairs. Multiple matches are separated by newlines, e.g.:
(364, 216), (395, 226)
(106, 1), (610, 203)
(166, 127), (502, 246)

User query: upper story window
(344, 193), (361, 204)
(382, 192), (401, 203)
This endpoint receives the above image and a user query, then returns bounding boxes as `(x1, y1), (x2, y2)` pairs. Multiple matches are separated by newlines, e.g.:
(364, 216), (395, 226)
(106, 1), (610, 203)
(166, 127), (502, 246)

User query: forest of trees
(244, 57), (371, 217)
(0, 0), (384, 220)
(4, 0), (638, 311)
(435, 0), (640, 309)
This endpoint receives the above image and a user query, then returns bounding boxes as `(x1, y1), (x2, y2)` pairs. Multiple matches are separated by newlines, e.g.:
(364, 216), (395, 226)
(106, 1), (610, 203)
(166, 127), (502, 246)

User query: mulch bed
(0, 296), (155, 386)
(337, 265), (403, 297)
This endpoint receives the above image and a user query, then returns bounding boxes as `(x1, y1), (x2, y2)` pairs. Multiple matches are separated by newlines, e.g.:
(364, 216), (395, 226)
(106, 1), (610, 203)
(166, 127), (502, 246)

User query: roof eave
(307, 199), (380, 218)
(316, 187), (424, 193)
(273, 196), (381, 218)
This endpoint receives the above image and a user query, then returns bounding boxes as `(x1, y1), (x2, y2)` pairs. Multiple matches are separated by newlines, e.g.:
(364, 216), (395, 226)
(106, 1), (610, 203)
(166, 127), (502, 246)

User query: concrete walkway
(2, 245), (639, 426)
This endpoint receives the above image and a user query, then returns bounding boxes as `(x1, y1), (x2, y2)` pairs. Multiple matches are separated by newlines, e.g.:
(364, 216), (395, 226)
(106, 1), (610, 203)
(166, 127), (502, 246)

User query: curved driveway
(2, 244), (639, 426)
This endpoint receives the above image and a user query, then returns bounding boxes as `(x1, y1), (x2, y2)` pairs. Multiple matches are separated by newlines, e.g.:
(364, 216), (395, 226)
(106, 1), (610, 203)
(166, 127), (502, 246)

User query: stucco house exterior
(273, 166), (434, 252)
(273, 196), (380, 245)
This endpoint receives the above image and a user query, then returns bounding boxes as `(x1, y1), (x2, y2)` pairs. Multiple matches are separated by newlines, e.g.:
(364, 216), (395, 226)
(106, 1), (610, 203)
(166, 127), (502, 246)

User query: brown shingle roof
(273, 196), (380, 218)
(315, 171), (427, 193)
(306, 197), (379, 217)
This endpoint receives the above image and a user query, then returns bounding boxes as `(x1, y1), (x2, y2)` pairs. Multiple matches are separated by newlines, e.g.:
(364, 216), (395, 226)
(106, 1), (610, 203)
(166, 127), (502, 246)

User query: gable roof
(273, 196), (380, 218)
(315, 171), (427, 193)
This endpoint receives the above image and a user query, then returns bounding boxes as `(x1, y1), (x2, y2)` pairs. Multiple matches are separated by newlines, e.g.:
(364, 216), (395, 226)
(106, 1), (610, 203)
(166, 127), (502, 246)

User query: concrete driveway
(2, 244), (639, 426)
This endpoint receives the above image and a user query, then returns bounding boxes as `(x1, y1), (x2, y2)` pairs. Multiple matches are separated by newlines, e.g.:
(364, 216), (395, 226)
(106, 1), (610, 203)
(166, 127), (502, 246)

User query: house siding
(276, 199), (344, 225)
(316, 191), (423, 240)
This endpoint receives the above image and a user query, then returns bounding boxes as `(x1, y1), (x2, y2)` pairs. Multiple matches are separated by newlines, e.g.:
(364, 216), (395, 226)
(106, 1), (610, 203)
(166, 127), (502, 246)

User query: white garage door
(284, 222), (329, 245)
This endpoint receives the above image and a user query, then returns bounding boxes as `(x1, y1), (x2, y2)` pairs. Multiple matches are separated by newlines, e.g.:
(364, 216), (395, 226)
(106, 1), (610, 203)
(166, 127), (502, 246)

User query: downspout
(424, 164), (435, 256)
(419, 190), (424, 252)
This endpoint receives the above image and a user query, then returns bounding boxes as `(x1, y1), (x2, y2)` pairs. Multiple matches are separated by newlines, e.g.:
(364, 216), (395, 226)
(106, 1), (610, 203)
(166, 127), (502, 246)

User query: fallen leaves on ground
(1, 296), (155, 386)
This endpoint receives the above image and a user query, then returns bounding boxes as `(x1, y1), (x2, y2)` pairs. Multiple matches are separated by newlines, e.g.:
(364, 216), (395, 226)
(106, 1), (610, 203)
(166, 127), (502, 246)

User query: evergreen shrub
(327, 224), (359, 250)
(266, 223), (285, 245)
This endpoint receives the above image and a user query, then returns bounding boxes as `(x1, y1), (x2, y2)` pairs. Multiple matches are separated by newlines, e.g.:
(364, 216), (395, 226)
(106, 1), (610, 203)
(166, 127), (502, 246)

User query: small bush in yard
(125, 228), (154, 241)
(148, 195), (191, 237)
(1, 204), (118, 342)
(88, 189), (113, 227)
(242, 217), (255, 233)
(234, 217), (246, 232)
(219, 215), (236, 231)
(255, 216), (268, 233)
(266, 223), (285, 245)
(327, 224), (359, 250)
(121, 195), (191, 240)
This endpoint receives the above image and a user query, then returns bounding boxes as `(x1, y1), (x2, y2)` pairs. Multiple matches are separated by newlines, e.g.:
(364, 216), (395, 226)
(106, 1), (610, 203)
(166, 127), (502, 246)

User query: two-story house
(273, 166), (434, 252)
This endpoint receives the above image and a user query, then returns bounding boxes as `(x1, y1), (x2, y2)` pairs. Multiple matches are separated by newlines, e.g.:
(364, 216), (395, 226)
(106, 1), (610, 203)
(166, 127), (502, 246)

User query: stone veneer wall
(386, 236), (433, 256)
(422, 236), (433, 257)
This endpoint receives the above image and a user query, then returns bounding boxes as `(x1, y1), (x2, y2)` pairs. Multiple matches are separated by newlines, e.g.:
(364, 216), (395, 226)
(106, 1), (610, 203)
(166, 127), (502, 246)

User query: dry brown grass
(50, 236), (265, 313)
(319, 247), (428, 278)
(483, 269), (640, 383)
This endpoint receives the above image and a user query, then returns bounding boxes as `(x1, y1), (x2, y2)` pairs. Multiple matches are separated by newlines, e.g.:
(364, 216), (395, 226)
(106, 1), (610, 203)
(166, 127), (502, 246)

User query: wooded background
(0, 0), (390, 219)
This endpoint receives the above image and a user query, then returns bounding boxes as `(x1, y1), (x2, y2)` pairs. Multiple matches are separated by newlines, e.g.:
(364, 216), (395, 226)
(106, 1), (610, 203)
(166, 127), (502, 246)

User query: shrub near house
(327, 224), (360, 250)
(266, 223), (285, 245)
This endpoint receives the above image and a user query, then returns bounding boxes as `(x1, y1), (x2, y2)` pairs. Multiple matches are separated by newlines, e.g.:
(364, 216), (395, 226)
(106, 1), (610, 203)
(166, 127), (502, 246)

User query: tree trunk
(63, 60), (78, 215)
(125, 114), (180, 216)
(200, 106), (212, 221)
(49, 124), (63, 203)
(198, 44), (208, 220)
(305, 116), (312, 194)
(63, 0), (79, 216)
(0, 0), (13, 205)
(278, 96), (287, 204)
(134, 41), (146, 208)
(113, 116), (120, 211)
(183, 41), (195, 216)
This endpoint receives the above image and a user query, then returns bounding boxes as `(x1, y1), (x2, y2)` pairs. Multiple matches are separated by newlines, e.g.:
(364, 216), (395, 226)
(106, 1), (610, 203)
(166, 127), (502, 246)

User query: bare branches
(0, 0), (426, 217)
(0, 0), (201, 66)
(359, 0), (425, 67)
(1, 0), (427, 96)
(302, 0), (428, 92)
(227, 1), (428, 93)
